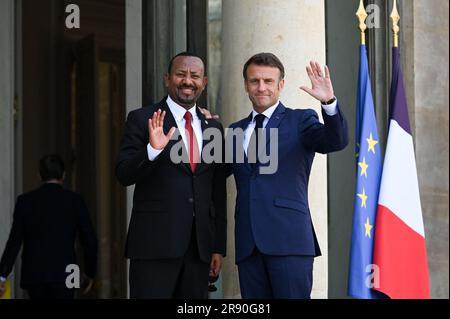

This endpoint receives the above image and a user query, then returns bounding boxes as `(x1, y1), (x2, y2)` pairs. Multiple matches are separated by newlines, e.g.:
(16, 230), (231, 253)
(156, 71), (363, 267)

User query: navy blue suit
(0, 184), (97, 299)
(229, 102), (348, 298)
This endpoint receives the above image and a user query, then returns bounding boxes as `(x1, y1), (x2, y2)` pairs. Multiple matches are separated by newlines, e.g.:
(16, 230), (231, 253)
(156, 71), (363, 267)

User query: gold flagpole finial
(390, 0), (400, 48)
(356, 0), (368, 45)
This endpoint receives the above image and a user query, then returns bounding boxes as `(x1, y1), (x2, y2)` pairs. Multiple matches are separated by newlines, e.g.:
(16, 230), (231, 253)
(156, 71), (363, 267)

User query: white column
(125, 0), (142, 299)
(221, 0), (328, 298)
(409, 0), (449, 299)
(0, 0), (15, 297)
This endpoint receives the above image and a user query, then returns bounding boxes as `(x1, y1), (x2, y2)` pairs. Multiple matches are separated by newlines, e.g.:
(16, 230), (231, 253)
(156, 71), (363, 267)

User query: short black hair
(167, 52), (206, 75)
(243, 52), (285, 80)
(39, 154), (65, 181)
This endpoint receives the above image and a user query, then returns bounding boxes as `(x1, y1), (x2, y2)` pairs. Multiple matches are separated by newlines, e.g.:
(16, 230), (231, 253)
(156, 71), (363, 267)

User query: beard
(175, 86), (199, 105)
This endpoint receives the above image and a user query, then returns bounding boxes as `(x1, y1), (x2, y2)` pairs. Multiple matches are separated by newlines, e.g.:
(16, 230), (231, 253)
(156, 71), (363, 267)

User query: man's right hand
(199, 108), (220, 120)
(148, 109), (176, 150)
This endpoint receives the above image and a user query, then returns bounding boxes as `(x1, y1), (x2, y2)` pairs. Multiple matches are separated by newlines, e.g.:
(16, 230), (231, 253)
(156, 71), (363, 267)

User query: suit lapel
(160, 99), (177, 133)
(231, 104), (285, 171)
(263, 103), (286, 151)
(194, 108), (213, 175)
(237, 113), (253, 172)
(159, 99), (192, 175)
(252, 103), (286, 167)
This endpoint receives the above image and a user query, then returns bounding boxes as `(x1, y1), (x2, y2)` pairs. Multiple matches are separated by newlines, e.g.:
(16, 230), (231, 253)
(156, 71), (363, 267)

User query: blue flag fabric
(348, 45), (383, 299)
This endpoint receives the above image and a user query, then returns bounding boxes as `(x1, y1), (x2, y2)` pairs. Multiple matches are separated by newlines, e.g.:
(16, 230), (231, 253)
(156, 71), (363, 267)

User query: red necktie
(184, 111), (200, 173)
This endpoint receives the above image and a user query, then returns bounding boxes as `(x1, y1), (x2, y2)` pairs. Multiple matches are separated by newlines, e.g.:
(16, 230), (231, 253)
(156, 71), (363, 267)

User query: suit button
(188, 198), (194, 203)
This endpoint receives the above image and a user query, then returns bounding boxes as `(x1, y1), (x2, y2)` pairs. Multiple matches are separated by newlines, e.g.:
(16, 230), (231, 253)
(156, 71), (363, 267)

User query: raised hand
(300, 61), (335, 103)
(148, 109), (176, 150)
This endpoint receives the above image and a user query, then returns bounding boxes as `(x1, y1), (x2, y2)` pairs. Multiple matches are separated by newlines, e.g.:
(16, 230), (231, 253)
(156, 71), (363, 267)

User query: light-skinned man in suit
(0, 155), (97, 299)
(116, 52), (227, 299)
(228, 53), (348, 299)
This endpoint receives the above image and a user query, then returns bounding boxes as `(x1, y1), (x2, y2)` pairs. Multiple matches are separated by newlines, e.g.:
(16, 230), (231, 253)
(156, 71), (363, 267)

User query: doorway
(69, 35), (127, 298)
(20, 0), (127, 298)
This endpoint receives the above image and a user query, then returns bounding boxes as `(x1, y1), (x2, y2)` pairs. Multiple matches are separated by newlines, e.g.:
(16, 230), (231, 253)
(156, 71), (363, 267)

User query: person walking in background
(0, 155), (97, 299)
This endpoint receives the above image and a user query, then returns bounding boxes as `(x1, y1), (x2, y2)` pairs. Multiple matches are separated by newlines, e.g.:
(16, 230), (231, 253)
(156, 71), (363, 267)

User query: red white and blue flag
(373, 47), (430, 299)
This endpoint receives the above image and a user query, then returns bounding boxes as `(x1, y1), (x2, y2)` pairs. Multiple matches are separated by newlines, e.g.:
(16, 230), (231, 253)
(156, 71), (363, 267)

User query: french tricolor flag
(373, 47), (430, 299)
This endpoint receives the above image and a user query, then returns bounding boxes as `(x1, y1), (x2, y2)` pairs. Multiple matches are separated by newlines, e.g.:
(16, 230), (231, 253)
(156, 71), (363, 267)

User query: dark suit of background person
(115, 53), (227, 299)
(229, 53), (348, 299)
(0, 155), (97, 299)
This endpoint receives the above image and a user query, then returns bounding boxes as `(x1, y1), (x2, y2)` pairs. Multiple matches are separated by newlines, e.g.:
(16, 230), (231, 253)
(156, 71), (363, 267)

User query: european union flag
(348, 45), (384, 299)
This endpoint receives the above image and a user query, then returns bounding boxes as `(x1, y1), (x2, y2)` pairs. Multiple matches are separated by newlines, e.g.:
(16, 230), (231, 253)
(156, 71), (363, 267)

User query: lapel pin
(205, 120), (209, 125)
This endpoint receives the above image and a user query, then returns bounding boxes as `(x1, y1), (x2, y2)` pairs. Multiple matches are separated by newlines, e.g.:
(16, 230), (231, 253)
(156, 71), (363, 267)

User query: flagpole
(356, 0), (368, 45)
(390, 0), (400, 48)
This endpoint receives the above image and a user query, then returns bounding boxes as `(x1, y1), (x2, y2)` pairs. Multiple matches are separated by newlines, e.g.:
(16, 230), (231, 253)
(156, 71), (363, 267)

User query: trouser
(129, 222), (210, 299)
(238, 248), (314, 299)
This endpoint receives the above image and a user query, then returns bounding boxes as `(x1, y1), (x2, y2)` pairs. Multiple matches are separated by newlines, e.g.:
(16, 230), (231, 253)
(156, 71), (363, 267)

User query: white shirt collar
(166, 95), (197, 122)
(252, 100), (280, 122)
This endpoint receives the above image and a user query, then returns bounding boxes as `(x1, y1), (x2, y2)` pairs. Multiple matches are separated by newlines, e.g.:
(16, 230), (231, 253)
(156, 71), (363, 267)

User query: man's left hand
(209, 253), (223, 277)
(300, 61), (335, 103)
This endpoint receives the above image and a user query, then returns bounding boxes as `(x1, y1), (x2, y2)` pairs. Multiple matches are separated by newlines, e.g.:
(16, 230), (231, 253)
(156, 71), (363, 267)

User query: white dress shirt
(243, 99), (338, 153)
(147, 96), (203, 161)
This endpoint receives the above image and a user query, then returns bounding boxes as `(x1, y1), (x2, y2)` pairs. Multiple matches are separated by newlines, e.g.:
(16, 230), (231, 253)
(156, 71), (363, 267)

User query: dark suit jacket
(0, 183), (97, 288)
(115, 98), (227, 263)
(229, 102), (348, 263)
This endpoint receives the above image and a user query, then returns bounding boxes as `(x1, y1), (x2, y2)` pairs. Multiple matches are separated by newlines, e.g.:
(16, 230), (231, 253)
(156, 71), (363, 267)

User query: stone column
(220, 0), (328, 298)
(402, 0), (449, 299)
(0, 0), (15, 296)
(125, 0), (142, 298)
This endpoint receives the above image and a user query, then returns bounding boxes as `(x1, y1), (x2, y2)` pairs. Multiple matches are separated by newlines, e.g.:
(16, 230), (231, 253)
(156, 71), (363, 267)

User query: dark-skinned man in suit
(116, 52), (227, 299)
